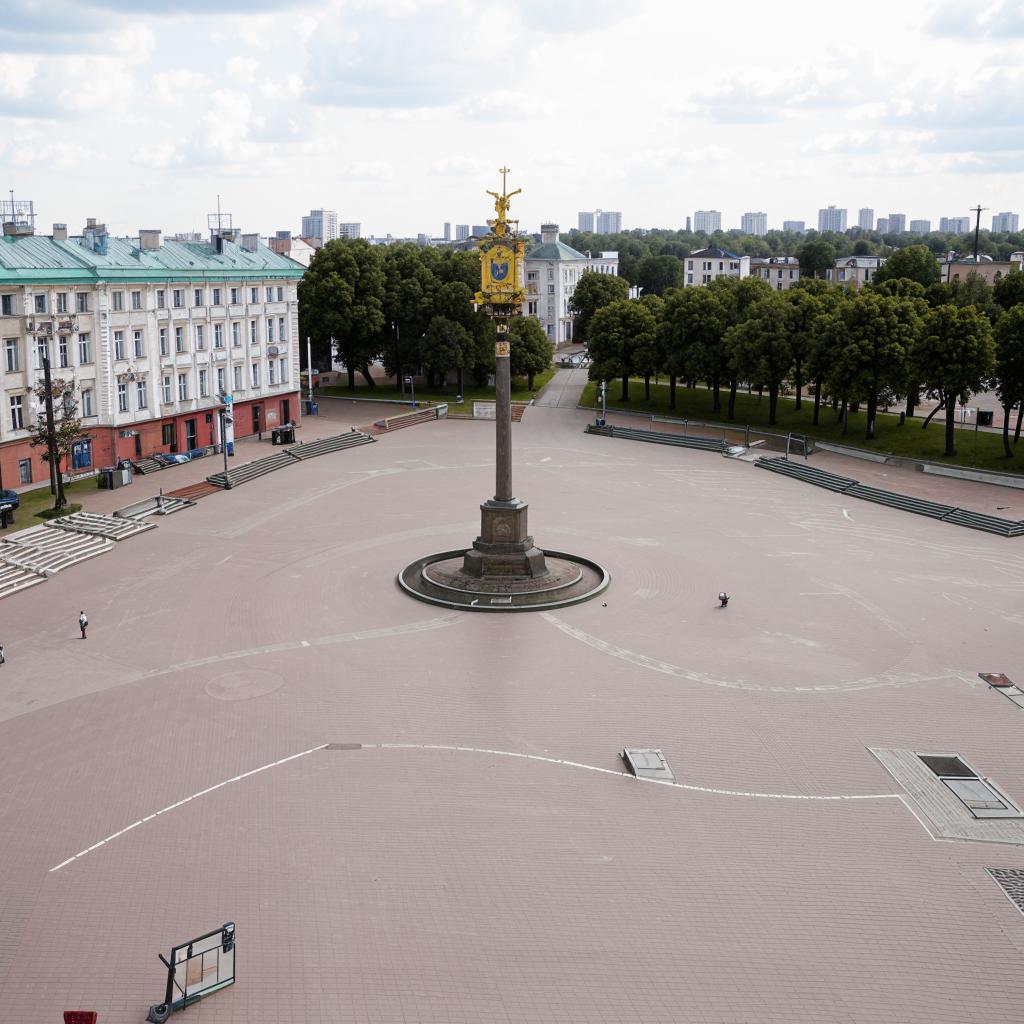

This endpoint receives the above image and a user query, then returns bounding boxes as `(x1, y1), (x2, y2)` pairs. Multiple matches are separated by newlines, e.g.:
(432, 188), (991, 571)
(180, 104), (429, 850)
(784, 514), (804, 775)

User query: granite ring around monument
(398, 549), (609, 611)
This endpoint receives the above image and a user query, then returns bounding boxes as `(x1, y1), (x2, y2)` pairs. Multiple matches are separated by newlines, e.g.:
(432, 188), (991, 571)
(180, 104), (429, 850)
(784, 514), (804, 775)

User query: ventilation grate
(989, 868), (1024, 914)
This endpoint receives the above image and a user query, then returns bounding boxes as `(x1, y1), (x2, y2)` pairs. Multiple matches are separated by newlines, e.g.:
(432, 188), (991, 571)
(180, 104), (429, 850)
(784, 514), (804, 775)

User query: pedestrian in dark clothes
(79, 611), (88, 639)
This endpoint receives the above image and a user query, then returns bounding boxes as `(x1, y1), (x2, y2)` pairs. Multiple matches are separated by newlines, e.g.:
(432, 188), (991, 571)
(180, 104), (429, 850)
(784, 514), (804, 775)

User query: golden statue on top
(486, 166), (521, 237)
(476, 166), (525, 307)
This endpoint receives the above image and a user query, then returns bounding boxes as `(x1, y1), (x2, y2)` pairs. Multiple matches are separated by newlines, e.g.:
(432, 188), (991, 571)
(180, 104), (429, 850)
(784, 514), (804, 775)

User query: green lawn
(320, 366), (557, 416)
(2, 477), (97, 536)
(580, 380), (1024, 475)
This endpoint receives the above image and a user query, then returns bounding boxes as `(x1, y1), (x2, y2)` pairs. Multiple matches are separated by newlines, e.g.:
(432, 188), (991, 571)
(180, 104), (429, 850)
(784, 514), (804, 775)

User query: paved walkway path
(533, 366), (590, 409)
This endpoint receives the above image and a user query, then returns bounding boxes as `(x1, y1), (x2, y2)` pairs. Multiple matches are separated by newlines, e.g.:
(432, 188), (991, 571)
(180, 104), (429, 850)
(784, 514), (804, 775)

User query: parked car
(0, 489), (19, 512)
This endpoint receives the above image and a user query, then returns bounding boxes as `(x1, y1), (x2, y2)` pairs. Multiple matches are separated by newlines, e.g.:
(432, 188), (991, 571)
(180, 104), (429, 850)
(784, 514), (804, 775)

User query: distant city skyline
(3, 1), (1021, 238)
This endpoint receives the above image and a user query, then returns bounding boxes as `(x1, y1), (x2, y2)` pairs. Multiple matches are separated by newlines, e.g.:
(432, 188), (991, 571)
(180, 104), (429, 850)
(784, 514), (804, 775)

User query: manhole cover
(205, 669), (285, 702)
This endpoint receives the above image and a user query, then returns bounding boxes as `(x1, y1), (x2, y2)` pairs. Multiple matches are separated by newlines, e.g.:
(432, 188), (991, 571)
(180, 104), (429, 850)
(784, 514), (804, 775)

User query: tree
(795, 239), (836, 279)
(782, 288), (822, 410)
(660, 287), (726, 411)
(947, 273), (999, 322)
(994, 306), (1024, 456)
(298, 239), (385, 390)
(27, 376), (88, 511)
(587, 299), (657, 401)
(420, 316), (470, 391)
(509, 317), (553, 390)
(569, 271), (630, 342)
(913, 304), (995, 456)
(725, 295), (793, 425)
(380, 243), (441, 391)
(709, 276), (772, 417)
(868, 278), (926, 301)
(871, 244), (940, 287)
(636, 254), (683, 296)
(994, 268), (1024, 311)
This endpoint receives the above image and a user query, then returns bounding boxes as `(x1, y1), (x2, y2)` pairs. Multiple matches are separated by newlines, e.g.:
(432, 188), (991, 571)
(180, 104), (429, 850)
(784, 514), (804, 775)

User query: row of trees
(580, 259), (1024, 460)
(298, 239), (553, 392)
(564, 225), (1024, 288)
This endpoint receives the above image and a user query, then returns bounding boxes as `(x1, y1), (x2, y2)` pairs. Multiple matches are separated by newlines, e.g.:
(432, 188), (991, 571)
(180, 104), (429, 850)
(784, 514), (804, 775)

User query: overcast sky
(2, 0), (1022, 239)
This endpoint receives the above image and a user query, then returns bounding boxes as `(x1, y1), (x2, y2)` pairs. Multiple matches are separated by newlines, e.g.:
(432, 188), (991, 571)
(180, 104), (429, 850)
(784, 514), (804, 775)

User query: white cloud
(152, 68), (211, 108)
(0, 55), (37, 98)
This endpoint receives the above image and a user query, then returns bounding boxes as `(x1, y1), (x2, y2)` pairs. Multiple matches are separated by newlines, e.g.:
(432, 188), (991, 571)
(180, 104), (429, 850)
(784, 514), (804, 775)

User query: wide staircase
(586, 423), (727, 453)
(45, 510), (156, 540)
(130, 457), (164, 475)
(286, 431), (376, 460)
(756, 456), (1024, 537)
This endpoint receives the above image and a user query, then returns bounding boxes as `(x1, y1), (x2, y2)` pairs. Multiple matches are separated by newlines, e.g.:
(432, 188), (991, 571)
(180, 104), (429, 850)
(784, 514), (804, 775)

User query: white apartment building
(338, 222), (361, 239)
(826, 256), (885, 288)
(685, 247), (741, 286)
(858, 208), (874, 231)
(940, 217), (971, 233)
(0, 219), (303, 486)
(818, 206), (847, 232)
(523, 224), (619, 344)
(300, 209), (338, 243)
(782, 220), (805, 234)
(992, 212), (1020, 233)
(578, 210), (622, 233)
(740, 212), (768, 236)
(694, 210), (722, 234)
(888, 213), (907, 234)
(910, 219), (931, 234)
(747, 256), (801, 290)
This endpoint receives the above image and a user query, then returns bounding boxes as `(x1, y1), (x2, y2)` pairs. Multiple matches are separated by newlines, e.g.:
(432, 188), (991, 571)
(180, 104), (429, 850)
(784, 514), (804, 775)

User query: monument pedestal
(462, 499), (548, 578)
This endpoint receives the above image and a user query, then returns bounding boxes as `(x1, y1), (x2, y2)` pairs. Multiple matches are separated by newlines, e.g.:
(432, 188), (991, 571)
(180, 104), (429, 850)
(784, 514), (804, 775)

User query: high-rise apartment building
(782, 220), (805, 234)
(740, 212), (768, 236)
(338, 223), (361, 240)
(876, 218), (890, 234)
(858, 208), (874, 231)
(887, 213), (907, 235)
(909, 219), (931, 234)
(939, 217), (971, 233)
(455, 224), (470, 241)
(818, 206), (847, 232)
(694, 210), (722, 234)
(578, 210), (622, 233)
(578, 211), (595, 232)
(992, 212), (1020, 233)
(443, 222), (451, 241)
(300, 209), (338, 243)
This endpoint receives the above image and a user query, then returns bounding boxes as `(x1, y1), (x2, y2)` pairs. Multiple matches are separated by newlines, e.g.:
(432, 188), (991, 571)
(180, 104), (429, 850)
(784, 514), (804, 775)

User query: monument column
(494, 322), (512, 502)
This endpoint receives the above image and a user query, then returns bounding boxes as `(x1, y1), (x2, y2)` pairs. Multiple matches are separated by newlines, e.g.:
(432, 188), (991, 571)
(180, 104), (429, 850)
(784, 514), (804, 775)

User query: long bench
(585, 423), (727, 452)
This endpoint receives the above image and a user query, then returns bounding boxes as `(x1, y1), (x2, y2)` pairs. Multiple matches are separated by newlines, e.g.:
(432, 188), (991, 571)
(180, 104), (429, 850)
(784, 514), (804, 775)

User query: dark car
(0, 489), (19, 512)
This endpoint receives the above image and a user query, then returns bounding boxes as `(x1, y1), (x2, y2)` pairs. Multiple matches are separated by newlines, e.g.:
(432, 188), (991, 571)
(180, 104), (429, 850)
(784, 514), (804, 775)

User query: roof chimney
(52, 223), (67, 241)
(540, 223), (559, 244)
(139, 229), (162, 251)
(240, 232), (259, 253)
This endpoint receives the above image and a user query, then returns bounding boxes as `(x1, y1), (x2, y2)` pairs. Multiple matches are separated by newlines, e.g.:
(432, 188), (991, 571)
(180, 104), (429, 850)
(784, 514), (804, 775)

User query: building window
(229, 287), (239, 305)
(279, 357), (287, 383)
(233, 364), (242, 391)
(162, 375), (172, 404)
(133, 329), (144, 358)
(250, 287), (258, 304)
(178, 373), (188, 401)
(9, 395), (24, 430)
(35, 294), (48, 313)
(4, 337), (19, 372)
(36, 337), (48, 368)
(76, 293), (89, 313)
(1, 294), (14, 316)
(55, 292), (68, 314)
(59, 338), (69, 367)
(214, 323), (224, 348)
(112, 291), (124, 311)
(250, 320), (257, 344)
(114, 330), (125, 360)
(193, 288), (203, 307)
(199, 368), (209, 397)
(217, 367), (226, 394)
(547, 285), (554, 295)
(172, 289), (183, 308)
(131, 290), (142, 310)
(212, 287), (221, 305)
(78, 334), (92, 363)
(277, 286), (284, 302)
(278, 316), (286, 342)
(157, 289), (166, 308)
(527, 271), (537, 282)
(267, 318), (275, 343)
(137, 380), (147, 409)
(268, 360), (277, 385)
(527, 301), (537, 316)
(117, 382), (128, 412)
(160, 328), (169, 356)
(18, 458), (32, 484)
(251, 361), (260, 388)
(686, 273), (693, 284)
(81, 389), (94, 417)
(195, 324), (205, 350)
(175, 326), (185, 353)
(266, 286), (273, 301)
(162, 423), (175, 446)
(71, 439), (92, 470)
(919, 753), (1023, 819)
(232, 322), (241, 347)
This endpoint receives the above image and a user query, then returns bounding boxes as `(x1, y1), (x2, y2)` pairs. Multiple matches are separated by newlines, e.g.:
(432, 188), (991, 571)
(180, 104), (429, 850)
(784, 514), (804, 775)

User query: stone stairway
(45, 510), (156, 540)
(0, 525), (112, 579)
(286, 430), (376, 460)
(586, 423), (727, 452)
(131, 457), (164, 474)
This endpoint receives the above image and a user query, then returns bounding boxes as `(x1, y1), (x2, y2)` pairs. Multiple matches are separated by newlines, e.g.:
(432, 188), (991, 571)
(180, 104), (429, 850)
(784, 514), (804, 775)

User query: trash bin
(305, 400), (318, 416)
(271, 427), (284, 446)
(279, 425), (295, 444)
(977, 410), (994, 427)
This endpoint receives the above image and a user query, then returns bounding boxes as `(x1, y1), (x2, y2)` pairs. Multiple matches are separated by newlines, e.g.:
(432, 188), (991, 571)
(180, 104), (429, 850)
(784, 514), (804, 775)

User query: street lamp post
(404, 375), (416, 409)
(599, 379), (607, 426)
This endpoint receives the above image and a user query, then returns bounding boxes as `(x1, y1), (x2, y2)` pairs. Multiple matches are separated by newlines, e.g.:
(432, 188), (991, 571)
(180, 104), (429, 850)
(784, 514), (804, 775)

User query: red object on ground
(979, 672), (1015, 688)
(64, 1013), (98, 1024)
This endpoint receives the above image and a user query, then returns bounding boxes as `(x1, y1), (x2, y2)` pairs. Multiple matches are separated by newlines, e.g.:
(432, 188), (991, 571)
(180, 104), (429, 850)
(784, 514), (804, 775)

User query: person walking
(79, 610), (88, 639)
(0, 643), (5, 665)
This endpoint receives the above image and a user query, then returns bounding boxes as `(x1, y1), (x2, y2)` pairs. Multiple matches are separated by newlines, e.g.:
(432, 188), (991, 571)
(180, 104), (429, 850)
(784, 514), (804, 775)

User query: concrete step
(756, 456), (860, 493)
(45, 511), (156, 541)
(286, 431), (376, 460)
(131, 457), (164, 474)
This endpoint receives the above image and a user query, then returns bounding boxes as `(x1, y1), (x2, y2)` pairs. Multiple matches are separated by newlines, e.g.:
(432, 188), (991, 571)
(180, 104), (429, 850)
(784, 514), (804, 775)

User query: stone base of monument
(398, 548), (609, 611)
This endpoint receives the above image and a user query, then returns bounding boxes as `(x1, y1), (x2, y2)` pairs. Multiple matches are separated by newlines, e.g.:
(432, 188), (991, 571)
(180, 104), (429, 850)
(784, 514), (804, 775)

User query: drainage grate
(621, 748), (674, 782)
(325, 743), (363, 751)
(988, 868), (1024, 914)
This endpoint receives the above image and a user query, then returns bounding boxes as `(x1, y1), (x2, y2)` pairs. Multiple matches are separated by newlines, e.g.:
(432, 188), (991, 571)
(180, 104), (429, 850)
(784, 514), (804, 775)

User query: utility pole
(971, 204), (987, 261)
(41, 355), (66, 510)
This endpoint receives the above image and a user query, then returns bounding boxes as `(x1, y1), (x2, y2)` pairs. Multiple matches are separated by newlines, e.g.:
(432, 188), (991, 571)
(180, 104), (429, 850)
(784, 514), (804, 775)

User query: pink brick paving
(1, 399), (1024, 1023)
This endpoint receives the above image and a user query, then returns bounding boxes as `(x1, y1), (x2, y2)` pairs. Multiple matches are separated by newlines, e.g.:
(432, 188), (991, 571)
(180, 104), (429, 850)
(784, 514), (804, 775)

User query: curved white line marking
(540, 612), (954, 693)
(50, 741), (906, 873)
(50, 744), (328, 872)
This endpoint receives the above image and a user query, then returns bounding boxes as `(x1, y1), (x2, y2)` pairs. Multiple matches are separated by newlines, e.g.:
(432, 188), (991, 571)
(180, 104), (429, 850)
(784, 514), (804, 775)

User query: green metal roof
(524, 240), (588, 262)
(0, 233), (304, 285)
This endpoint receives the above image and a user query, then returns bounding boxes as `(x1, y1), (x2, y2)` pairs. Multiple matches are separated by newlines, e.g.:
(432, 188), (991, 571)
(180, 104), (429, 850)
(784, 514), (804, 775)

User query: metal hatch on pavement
(621, 748), (674, 782)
